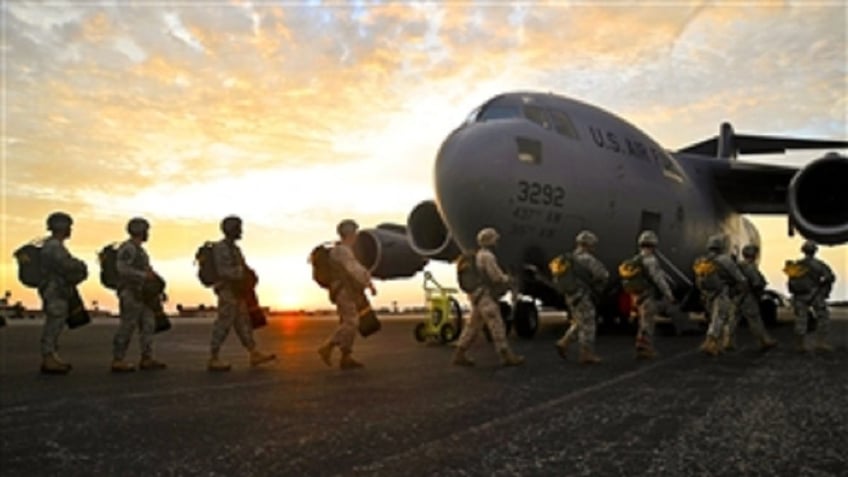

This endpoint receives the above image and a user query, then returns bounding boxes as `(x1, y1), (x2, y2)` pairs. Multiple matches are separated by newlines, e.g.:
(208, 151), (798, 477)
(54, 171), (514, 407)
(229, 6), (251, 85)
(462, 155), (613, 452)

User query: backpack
(549, 252), (591, 295)
(618, 254), (652, 294)
(693, 255), (724, 293)
(14, 241), (44, 288)
(456, 250), (485, 294)
(784, 260), (816, 295)
(309, 243), (337, 289)
(195, 242), (219, 287)
(98, 243), (120, 290)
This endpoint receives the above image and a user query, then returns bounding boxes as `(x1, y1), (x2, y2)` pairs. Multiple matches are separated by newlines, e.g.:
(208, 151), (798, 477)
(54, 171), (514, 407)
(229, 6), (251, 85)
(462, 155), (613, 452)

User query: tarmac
(1, 308), (847, 477)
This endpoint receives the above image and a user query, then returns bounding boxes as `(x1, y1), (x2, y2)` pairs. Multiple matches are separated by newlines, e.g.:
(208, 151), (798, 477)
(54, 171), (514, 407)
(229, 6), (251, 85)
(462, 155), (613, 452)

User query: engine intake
(788, 153), (848, 245)
(407, 200), (461, 261)
(353, 224), (427, 279)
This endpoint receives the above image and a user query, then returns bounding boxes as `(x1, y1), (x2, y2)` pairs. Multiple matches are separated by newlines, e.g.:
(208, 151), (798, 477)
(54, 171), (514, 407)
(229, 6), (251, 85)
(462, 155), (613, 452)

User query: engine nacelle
(787, 153), (848, 245)
(353, 224), (428, 279)
(407, 200), (461, 261)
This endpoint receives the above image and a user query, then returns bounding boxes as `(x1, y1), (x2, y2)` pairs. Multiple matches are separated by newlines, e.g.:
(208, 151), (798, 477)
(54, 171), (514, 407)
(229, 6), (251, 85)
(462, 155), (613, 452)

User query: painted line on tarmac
(348, 347), (698, 475)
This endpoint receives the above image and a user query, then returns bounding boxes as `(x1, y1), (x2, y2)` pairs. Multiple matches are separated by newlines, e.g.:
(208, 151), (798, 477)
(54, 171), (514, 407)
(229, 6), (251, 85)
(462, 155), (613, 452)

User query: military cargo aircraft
(351, 92), (848, 337)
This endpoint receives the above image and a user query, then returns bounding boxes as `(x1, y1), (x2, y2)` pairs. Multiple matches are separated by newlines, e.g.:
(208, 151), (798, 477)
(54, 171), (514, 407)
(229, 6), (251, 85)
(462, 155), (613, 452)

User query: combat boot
(814, 338), (834, 353)
(759, 336), (778, 352)
(111, 359), (136, 373)
(451, 347), (475, 367)
(139, 356), (167, 371)
(578, 346), (602, 365)
(499, 348), (525, 367)
(699, 336), (720, 357)
(794, 335), (808, 353)
(317, 343), (334, 367)
(554, 340), (570, 361)
(635, 346), (657, 360)
(721, 334), (736, 352)
(207, 355), (232, 372)
(249, 349), (276, 367)
(41, 353), (71, 375)
(340, 353), (364, 370)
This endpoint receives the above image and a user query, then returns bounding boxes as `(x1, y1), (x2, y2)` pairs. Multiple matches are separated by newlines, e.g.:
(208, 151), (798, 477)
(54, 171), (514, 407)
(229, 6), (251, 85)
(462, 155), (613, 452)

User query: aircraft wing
(679, 133), (848, 157)
(709, 161), (798, 214)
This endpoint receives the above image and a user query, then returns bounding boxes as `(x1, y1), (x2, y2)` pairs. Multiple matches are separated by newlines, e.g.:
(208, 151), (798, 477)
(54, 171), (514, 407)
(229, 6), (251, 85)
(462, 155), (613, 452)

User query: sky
(1, 0), (846, 313)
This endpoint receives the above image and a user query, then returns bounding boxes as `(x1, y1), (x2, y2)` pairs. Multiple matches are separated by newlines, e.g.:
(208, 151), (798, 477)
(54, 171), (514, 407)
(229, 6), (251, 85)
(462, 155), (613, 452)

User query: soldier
(621, 230), (675, 359)
(111, 218), (167, 372)
(789, 241), (836, 353)
(554, 230), (609, 364)
(39, 212), (88, 374)
(695, 234), (747, 356)
(317, 219), (376, 370)
(207, 216), (276, 371)
(724, 245), (778, 352)
(452, 228), (525, 367)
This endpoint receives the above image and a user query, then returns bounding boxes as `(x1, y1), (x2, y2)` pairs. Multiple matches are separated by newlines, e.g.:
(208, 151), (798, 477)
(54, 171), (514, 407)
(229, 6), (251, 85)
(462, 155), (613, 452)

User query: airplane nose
(434, 121), (529, 251)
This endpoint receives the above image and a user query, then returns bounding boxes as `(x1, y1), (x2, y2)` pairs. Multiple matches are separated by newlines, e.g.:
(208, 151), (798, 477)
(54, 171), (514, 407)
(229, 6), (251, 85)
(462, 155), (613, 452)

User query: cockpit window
(522, 105), (551, 130)
(549, 110), (579, 139)
(478, 105), (521, 121)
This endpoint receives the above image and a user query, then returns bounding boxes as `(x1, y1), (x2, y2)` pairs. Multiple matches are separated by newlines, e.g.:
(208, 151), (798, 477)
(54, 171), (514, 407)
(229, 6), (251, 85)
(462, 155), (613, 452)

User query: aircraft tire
(759, 296), (779, 328)
(513, 301), (539, 339)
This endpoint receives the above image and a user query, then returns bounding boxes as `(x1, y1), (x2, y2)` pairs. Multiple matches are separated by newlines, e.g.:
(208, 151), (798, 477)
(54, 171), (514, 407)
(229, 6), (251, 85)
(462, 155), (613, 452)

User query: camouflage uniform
(791, 256), (835, 349)
(632, 251), (674, 353)
(323, 243), (371, 355)
(210, 239), (256, 354)
(456, 248), (512, 353)
(731, 260), (775, 348)
(557, 248), (609, 353)
(702, 252), (746, 343)
(39, 237), (86, 358)
(112, 240), (156, 361)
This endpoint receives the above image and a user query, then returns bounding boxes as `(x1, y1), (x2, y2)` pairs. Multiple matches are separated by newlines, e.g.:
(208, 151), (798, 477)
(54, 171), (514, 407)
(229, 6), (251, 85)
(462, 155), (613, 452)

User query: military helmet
(707, 234), (726, 252)
(576, 230), (598, 246)
(220, 215), (242, 235)
(637, 230), (658, 247)
(46, 212), (73, 232)
(126, 217), (150, 236)
(801, 240), (818, 255)
(477, 227), (500, 247)
(741, 244), (760, 258)
(336, 219), (359, 238)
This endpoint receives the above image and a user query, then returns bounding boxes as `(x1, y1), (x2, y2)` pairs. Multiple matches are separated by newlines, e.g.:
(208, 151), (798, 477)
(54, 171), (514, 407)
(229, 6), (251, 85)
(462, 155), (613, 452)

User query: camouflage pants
(706, 290), (733, 339)
(113, 289), (155, 360)
(324, 289), (359, 354)
(40, 288), (67, 356)
(633, 293), (658, 348)
(211, 288), (255, 355)
(726, 294), (770, 343)
(558, 292), (596, 349)
(793, 296), (830, 338)
(457, 294), (509, 353)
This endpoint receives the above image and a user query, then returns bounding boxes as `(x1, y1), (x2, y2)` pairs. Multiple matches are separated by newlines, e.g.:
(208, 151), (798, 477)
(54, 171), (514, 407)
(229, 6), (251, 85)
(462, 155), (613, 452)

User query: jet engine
(787, 153), (848, 245)
(353, 224), (428, 279)
(407, 200), (461, 261)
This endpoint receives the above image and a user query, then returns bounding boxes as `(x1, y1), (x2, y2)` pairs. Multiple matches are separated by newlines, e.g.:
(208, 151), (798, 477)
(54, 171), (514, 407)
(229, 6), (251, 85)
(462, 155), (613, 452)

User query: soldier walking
(620, 231), (675, 359)
(38, 212), (88, 374)
(317, 219), (376, 370)
(111, 217), (167, 372)
(723, 244), (777, 352)
(787, 241), (836, 353)
(452, 228), (525, 367)
(554, 231), (609, 364)
(207, 216), (276, 371)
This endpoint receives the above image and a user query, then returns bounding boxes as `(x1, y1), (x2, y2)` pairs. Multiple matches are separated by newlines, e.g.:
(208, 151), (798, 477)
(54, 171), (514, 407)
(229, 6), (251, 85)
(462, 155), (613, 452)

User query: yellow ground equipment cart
(414, 271), (464, 344)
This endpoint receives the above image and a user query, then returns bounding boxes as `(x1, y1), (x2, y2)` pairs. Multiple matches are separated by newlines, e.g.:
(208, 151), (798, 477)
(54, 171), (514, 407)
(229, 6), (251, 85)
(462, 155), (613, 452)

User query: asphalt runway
(1, 309), (847, 477)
